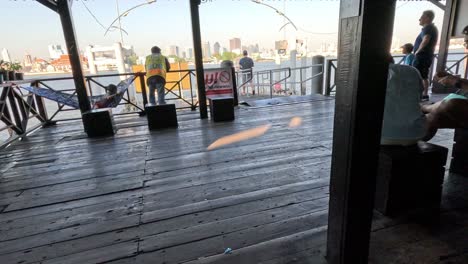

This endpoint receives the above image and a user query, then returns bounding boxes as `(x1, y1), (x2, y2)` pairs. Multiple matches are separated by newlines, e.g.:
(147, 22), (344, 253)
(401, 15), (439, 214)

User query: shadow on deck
(0, 97), (467, 263)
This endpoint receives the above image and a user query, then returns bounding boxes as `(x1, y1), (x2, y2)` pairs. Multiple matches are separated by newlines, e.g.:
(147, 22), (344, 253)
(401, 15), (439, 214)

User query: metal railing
(236, 64), (324, 99)
(0, 81), (50, 148)
(325, 52), (468, 96)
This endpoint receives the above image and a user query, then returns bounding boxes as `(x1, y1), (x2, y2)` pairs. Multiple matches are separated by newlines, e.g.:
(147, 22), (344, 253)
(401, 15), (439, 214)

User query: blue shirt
(239, 57), (254, 70)
(403, 54), (415, 66)
(413, 23), (438, 58)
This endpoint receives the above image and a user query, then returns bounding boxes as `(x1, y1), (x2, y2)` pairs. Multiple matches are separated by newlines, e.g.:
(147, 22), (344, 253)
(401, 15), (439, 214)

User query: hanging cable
(251, 0), (298, 31)
(81, 1), (107, 30)
(82, 1), (129, 35)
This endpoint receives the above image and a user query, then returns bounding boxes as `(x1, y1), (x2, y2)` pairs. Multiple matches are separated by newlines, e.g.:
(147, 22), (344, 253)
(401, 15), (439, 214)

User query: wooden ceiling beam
(37, 0), (58, 12)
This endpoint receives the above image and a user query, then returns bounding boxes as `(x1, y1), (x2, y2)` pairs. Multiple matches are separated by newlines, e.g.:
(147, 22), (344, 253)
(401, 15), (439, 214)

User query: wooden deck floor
(0, 97), (467, 264)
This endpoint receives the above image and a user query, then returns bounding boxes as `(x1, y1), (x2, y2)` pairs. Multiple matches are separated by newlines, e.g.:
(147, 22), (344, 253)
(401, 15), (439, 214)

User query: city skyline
(1, 0), (448, 61)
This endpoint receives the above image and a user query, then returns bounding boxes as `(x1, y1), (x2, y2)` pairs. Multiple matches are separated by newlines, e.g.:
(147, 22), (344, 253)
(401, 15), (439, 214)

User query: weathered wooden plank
(0, 185), (329, 263)
(0, 224), (140, 263)
(139, 198), (329, 253)
(0, 214), (140, 255)
(136, 210), (328, 264)
(141, 157), (330, 205)
(4, 178), (144, 212)
(0, 196), (142, 242)
(143, 178), (329, 223)
(40, 240), (138, 264)
(182, 227), (327, 264)
(142, 164), (328, 212)
(0, 162), (145, 193)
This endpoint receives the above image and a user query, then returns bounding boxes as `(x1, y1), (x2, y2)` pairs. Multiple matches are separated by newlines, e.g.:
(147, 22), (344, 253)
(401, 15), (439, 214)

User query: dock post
(189, 0), (208, 119)
(326, 0), (396, 263)
(56, 0), (91, 114)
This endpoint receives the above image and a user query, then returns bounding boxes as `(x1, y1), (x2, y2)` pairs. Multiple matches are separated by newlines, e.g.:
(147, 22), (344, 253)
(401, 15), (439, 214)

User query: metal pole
(325, 60), (332, 96)
(56, 0), (91, 114)
(138, 72), (148, 106)
(312, 55), (324, 94)
(115, 0), (125, 46)
(269, 70), (273, 99)
(190, 0), (208, 119)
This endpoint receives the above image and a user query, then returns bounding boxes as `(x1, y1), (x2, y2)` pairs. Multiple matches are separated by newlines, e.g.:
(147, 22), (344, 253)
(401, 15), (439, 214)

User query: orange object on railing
(132, 62), (191, 93)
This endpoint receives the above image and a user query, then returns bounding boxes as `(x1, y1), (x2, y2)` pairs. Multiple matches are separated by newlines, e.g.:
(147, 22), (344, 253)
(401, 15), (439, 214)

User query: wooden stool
(145, 104), (178, 130)
(209, 97), (234, 122)
(375, 142), (448, 216)
(450, 128), (468, 175)
(82, 108), (116, 137)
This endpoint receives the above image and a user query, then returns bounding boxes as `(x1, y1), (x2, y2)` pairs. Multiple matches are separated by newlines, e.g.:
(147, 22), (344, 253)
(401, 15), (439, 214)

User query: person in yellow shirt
(145, 46), (171, 105)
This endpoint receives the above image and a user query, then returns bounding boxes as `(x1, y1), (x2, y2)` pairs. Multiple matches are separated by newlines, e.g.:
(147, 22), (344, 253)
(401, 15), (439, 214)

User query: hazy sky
(1, 0), (445, 60)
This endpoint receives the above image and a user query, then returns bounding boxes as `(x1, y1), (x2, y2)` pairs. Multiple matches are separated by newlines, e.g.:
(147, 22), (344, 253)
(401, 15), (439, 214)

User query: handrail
(236, 64), (324, 98)
(0, 83), (51, 149)
(2, 70), (201, 123)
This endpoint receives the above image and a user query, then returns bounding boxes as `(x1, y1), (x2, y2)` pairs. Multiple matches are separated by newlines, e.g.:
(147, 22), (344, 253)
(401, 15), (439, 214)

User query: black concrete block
(145, 104), (178, 130)
(209, 97), (234, 122)
(82, 108), (116, 137)
(375, 142), (448, 216)
(450, 128), (468, 176)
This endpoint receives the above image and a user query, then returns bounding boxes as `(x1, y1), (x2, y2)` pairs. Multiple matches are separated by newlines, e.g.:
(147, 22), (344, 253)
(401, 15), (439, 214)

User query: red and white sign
(204, 68), (234, 98)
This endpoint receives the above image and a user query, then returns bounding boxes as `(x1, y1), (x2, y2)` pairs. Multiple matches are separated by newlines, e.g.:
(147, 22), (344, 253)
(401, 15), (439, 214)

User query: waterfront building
(213, 42), (220, 55)
(229, 38), (241, 52)
(48, 44), (65, 60)
(2, 48), (11, 62)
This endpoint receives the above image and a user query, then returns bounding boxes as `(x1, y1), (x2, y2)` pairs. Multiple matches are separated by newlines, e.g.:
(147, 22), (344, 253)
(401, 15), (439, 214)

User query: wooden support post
(189, 0), (208, 119)
(436, 0), (457, 73)
(56, 0), (91, 114)
(327, 0), (396, 263)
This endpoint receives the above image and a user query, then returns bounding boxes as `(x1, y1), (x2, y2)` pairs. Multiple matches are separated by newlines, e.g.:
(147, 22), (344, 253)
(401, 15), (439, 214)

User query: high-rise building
(202, 42), (211, 58)
(2, 48), (11, 62)
(48, 45), (65, 60)
(169, 45), (180, 57)
(181, 51), (187, 59)
(229, 38), (241, 52)
(187, 48), (193, 59)
(213, 42), (220, 55)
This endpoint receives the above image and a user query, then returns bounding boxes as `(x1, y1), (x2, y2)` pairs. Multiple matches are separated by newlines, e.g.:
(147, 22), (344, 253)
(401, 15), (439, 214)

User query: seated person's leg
(423, 99), (468, 141)
(439, 99), (468, 128)
(421, 101), (442, 114)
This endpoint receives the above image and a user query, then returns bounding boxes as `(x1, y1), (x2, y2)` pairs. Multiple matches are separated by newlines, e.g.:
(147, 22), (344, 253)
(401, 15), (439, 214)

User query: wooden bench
(450, 128), (468, 176)
(375, 142), (448, 216)
(209, 97), (235, 122)
(82, 108), (116, 137)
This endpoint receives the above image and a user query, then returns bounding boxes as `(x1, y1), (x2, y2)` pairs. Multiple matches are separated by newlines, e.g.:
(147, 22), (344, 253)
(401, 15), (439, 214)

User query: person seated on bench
(421, 72), (468, 141)
(93, 84), (118, 109)
(381, 57), (428, 146)
(420, 25), (468, 140)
